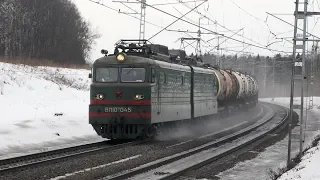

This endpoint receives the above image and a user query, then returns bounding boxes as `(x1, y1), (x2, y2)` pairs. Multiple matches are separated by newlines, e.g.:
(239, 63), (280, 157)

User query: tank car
(211, 68), (227, 101)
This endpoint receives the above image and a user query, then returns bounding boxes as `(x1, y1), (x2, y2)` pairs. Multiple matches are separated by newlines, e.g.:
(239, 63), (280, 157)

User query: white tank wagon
(231, 71), (245, 99)
(250, 76), (259, 96)
(211, 68), (227, 101)
(221, 69), (232, 99)
(245, 74), (254, 96)
(220, 69), (239, 100)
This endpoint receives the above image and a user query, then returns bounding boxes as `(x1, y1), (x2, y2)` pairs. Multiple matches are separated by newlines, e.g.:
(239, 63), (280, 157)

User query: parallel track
(104, 103), (288, 180)
(160, 103), (288, 180)
(0, 139), (147, 175)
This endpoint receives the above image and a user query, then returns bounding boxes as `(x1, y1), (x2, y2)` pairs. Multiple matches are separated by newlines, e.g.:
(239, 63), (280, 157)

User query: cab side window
(151, 68), (156, 83)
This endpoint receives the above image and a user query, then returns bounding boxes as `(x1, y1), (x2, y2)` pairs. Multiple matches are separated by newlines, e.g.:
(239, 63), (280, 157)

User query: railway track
(103, 103), (288, 180)
(0, 139), (147, 175)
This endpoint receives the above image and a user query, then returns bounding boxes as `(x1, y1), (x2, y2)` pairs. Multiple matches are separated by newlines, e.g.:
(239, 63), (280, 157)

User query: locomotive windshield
(121, 68), (146, 82)
(95, 67), (118, 82)
(94, 67), (146, 83)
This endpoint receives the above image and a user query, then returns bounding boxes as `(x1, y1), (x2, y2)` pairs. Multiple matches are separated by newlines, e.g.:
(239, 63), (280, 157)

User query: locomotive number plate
(105, 107), (132, 113)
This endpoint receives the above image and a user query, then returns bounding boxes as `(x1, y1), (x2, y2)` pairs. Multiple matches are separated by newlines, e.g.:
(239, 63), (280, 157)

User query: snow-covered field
(0, 62), (103, 159)
(1, 62), (320, 179)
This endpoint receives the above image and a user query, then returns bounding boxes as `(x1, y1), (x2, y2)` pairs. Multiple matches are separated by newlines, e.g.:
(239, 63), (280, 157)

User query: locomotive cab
(89, 51), (156, 139)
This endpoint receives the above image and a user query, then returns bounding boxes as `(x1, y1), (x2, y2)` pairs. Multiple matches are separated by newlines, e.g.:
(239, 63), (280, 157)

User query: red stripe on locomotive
(89, 112), (151, 118)
(90, 100), (151, 105)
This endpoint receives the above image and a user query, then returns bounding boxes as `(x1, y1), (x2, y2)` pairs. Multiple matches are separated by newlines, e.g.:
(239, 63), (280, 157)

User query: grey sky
(72, 0), (320, 62)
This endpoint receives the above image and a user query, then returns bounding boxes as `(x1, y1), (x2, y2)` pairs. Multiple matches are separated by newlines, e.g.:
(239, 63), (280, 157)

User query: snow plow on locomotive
(88, 40), (258, 140)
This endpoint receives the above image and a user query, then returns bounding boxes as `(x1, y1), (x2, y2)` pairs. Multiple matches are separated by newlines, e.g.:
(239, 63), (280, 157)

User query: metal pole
(299, 0), (308, 158)
(273, 57), (275, 98)
(139, 0), (146, 40)
(287, 0), (299, 167)
(253, 56), (255, 76)
(217, 36), (220, 67)
(198, 17), (202, 56)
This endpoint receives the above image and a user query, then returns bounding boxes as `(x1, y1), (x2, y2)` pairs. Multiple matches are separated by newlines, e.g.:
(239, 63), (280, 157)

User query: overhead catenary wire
(87, 0), (208, 46)
(224, 0), (290, 51)
(207, 28), (244, 53)
(87, 0), (163, 29)
(136, 0), (291, 54)
(178, 1), (283, 54)
(228, 0), (265, 22)
(170, 5), (211, 47)
(151, 0), (205, 6)
(266, 12), (320, 40)
(148, 0), (208, 41)
(119, 2), (140, 14)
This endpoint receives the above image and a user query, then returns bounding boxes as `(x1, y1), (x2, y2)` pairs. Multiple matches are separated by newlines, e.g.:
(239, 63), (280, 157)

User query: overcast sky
(72, 0), (320, 63)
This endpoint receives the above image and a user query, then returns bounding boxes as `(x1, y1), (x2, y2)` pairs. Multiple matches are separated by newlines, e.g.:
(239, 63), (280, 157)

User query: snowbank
(216, 97), (320, 180)
(0, 62), (103, 159)
(261, 97), (320, 180)
(277, 138), (320, 180)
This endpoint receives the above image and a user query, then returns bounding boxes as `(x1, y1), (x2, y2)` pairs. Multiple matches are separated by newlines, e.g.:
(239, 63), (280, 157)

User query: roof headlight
(116, 53), (126, 62)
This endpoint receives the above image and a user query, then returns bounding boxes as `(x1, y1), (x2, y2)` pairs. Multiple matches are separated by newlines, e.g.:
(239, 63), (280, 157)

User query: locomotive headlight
(94, 93), (104, 100)
(116, 53), (126, 62)
(134, 94), (144, 100)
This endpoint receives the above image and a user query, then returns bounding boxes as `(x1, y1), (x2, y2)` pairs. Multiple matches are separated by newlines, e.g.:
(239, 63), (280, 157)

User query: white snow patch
(277, 140), (320, 180)
(0, 62), (103, 159)
(217, 97), (320, 180)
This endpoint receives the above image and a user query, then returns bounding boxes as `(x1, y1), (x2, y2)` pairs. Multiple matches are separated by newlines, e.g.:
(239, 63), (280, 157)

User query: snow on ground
(1, 61), (320, 179)
(264, 97), (320, 180)
(277, 139), (320, 180)
(217, 97), (320, 180)
(0, 62), (103, 159)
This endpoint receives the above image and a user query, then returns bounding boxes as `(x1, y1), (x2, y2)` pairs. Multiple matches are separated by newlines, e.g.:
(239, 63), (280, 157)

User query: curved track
(0, 103), (283, 180)
(103, 103), (288, 180)
(0, 140), (147, 175)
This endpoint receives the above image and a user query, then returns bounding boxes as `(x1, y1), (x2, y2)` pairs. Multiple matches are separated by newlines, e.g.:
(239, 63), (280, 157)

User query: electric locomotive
(88, 39), (258, 140)
(88, 40), (218, 139)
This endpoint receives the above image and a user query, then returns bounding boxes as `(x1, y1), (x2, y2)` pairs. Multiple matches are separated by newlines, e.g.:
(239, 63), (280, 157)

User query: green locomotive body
(89, 40), (219, 139)
(89, 55), (153, 139)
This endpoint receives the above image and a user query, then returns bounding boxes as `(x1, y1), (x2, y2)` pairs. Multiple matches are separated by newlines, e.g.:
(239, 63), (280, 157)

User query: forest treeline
(0, 0), (99, 64)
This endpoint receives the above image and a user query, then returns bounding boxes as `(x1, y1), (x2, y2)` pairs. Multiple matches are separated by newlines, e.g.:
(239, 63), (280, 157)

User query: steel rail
(104, 103), (285, 180)
(0, 104), (265, 176)
(160, 104), (289, 180)
(0, 140), (147, 175)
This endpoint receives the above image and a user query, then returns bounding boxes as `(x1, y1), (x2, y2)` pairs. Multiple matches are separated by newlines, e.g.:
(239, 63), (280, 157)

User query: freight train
(88, 40), (259, 140)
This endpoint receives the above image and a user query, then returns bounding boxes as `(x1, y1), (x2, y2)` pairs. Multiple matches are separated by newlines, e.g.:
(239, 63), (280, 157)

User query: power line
(170, 5), (211, 47)
(179, 1), (283, 54)
(87, 0), (209, 44)
(224, 0), (284, 50)
(266, 12), (320, 39)
(87, 0), (163, 29)
(207, 28), (244, 53)
(137, 0), (291, 54)
(151, 0), (205, 6)
(148, 0), (207, 40)
(228, 0), (265, 23)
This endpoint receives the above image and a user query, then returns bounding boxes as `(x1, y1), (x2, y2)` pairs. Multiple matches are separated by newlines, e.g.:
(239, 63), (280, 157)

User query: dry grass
(0, 56), (91, 70)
